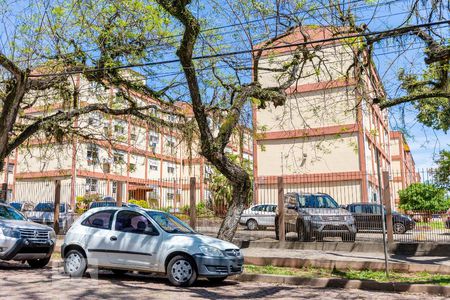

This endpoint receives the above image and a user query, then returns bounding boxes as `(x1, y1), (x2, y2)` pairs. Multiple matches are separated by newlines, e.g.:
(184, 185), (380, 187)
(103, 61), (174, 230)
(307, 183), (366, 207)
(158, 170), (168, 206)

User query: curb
(244, 256), (450, 275)
(237, 240), (450, 256)
(236, 273), (450, 296)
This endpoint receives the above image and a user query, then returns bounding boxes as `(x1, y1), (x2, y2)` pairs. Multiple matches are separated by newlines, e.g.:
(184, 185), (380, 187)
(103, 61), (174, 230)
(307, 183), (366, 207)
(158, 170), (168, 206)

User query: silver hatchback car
(61, 207), (243, 286)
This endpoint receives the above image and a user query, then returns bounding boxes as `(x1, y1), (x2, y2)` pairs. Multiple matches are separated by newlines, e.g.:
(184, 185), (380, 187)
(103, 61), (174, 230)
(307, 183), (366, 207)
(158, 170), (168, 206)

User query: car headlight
(199, 245), (224, 257)
(49, 230), (56, 240)
(0, 227), (21, 238)
(311, 215), (322, 222)
(344, 215), (355, 222)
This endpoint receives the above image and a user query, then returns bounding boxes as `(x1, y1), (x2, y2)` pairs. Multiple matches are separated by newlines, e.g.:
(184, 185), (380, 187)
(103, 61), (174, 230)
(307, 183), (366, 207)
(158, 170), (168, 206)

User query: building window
(112, 181), (117, 194)
(7, 163), (14, 174)
(129, 163), (136, 173)
(167, 192), (174, 201)
(87, 144), (99, 165)
(166, 137), (176, 148)
(113, 152), (125, 164)
(149, 105), (159, 116)
(86, 178), (98, 192)
(88, 113), (102, 126)
(149, 132), (159, 144)
(114, 121), (126, 134)
(167, 164), (175, 174)
(149, 158), (159, 171)
(167, 114), (177, 122)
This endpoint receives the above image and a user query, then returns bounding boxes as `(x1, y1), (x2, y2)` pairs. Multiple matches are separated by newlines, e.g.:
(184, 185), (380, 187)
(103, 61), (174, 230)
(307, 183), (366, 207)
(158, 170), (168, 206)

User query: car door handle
(110, 236), (117, 241)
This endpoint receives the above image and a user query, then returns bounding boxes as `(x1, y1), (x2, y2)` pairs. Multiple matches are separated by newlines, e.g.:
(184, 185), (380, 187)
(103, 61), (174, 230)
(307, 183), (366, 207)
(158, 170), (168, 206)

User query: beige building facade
(253, 27), (392, 206)
(10, 74), (253, 209)
(389, 131), (420, 205)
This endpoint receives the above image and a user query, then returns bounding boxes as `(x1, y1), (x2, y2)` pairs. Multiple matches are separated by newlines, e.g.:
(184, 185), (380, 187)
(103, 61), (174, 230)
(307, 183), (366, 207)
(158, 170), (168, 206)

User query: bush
(129, 199), (150, 209)
(399, 183), (450, 212)
(76, 194), (101, 214)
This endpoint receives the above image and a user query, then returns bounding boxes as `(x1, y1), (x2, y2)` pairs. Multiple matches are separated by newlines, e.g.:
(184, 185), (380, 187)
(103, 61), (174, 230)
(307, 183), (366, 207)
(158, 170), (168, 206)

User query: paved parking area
(0, 261), (446, 299)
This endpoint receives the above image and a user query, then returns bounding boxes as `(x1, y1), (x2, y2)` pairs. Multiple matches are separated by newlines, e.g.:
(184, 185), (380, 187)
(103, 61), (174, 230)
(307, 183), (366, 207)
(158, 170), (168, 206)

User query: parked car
(27, 202), (75, 233)
(275, 192), (356, 242)
(0, 202), (56, 268)
(239, 204), (277, 230)
(62, 207), (244, 286)
(8, 201), (34, 212)
(345, 203), (415, 234)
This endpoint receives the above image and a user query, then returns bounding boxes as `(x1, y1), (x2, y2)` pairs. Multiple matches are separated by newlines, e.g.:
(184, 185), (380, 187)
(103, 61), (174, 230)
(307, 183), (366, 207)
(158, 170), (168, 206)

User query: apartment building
(389, 131), (420, 205)
(11, 72), (253, 209)
(253, 26), (391, 205)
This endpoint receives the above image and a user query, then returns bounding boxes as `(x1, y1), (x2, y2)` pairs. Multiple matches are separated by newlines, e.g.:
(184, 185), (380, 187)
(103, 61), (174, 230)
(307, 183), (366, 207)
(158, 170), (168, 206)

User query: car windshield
(299, 195), (339, 208)
(0, 205), (26, 221)
(34, 203), (66, 212)
(146, 211), (195, 234)
(9, 203), (22, 211)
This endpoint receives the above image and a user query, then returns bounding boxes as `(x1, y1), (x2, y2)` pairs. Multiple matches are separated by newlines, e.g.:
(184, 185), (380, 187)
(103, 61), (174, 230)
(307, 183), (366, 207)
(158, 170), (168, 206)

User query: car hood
(299, 208), (352, 216)
(166, 233), (239, 251)
(0, 218), (53, 231)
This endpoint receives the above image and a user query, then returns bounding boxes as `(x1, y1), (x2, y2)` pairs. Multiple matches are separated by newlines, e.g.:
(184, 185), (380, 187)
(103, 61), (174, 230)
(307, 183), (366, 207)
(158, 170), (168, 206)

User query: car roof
(285, 192), (329, 196)
(86, 206), (162, 214)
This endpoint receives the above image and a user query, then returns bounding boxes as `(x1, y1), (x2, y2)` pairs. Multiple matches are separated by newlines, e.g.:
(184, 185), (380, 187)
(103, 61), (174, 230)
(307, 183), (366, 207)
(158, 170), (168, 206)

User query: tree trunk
(216, 173), (251, 241)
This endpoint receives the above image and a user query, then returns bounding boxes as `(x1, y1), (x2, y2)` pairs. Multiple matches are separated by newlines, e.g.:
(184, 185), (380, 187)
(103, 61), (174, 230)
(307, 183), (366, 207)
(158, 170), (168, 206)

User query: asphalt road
(0, 261), (446, 300)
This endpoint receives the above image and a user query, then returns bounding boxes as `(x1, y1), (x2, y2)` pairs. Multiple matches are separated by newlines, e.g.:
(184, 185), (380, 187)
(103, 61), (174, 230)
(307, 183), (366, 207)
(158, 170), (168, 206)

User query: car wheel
(167, 255), (197, 287)
(64, 249), (87, 278)
(207, 276), (227, 284)
(342, 233), (356, 242)
(27, 257), (51, 269)
(111, 269), (128, 276)
(297, 221), (311, 242)
(393, 222), (406, 234)
(246, 219), (258, 231)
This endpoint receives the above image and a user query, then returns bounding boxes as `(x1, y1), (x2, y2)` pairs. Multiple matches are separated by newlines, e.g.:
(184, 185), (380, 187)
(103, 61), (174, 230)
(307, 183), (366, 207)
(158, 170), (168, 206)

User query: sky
(2, 0), (448, 171)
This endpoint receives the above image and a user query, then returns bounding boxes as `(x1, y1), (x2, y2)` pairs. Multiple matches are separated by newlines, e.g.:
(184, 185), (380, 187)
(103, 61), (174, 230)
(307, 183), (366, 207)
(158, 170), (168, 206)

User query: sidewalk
(242, 247), (450, 274)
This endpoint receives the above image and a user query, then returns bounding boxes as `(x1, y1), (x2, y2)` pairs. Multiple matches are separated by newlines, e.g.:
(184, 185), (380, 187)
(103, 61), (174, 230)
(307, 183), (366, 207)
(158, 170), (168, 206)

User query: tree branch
(375, 91), (450, 109)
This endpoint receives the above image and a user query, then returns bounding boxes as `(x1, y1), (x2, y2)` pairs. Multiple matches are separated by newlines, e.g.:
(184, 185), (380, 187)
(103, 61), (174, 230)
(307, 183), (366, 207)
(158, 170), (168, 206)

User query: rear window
(81, 210), (116, 229)
(34, 203), (66, 212)
(90, 202), (117, 209)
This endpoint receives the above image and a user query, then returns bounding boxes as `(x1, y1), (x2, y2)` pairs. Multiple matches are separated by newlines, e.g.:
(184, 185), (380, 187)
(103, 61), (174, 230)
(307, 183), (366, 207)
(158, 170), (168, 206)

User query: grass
(244, 265), (450, 286)
(416, 221), (446, 230)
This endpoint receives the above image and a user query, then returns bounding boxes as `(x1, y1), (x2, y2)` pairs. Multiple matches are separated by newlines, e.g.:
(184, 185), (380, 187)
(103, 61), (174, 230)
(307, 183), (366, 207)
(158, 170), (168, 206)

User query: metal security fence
(3, 168), (449, 244)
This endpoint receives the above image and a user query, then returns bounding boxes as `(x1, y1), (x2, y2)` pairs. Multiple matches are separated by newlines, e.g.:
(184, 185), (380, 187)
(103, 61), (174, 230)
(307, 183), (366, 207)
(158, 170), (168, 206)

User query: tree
(0, 1), (184, 172)
(434, 150), (450, 190)
(399, 183), (449, 212)
(209, 154), (253, 216)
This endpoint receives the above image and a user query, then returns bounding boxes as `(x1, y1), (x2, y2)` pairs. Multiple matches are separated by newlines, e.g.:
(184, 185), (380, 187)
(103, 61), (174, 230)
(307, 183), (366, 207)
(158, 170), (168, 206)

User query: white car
(0, 203), (56, 268)
(61, 207), (243, 286)
(239, 204), (277, 230)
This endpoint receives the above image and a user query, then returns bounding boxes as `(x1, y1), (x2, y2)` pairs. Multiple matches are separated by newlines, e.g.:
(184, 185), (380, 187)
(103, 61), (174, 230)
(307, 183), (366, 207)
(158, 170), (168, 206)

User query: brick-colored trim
(15, 169), (72, 179)
(256, 171), (363, 185)
(257, 123), (358, 141)
(285, 79), (356, 95)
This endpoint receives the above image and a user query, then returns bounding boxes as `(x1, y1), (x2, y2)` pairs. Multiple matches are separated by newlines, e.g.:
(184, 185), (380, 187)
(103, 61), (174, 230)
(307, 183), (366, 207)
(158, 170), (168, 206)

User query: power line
(22, 42), (435, 101)
(28, 20), (449, 78)
(9, 0), (411, 65)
